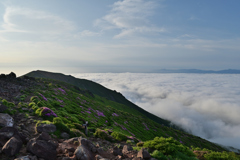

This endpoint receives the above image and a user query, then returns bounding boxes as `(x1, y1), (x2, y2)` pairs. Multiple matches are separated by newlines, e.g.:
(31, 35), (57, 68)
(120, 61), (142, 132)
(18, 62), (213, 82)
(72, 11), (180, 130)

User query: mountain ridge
(24, 70), (174, 128)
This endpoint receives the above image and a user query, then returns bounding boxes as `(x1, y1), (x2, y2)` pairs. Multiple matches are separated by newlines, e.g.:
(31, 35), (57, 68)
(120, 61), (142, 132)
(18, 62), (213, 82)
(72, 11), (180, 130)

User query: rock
(95, 155), (103, 160)
(95, 142), (102, 148)
(137, 148), (151, 160)
(0, 104), (7, 113)
(62, 157), (72, 160)
(113, 146), (123, 156)
(0, 127), (29, 144)
(0, 113), (14, 127)
(30, 155), (38, 160)
(99, 159), (109, 160)
(36, 123), (56, 133)
(74, 137), (95, 160)
(118, 144), (124, 149)
(97, 147), (104, 154)
(27, 132), (58, 160)
(2, 136), (23, 156)
(14, 155), (31, 160)
(122, 145), (133, 154)
(61, 132), (70, 139)
(132, 158), (142, 160)
(74, 145), (93, 160)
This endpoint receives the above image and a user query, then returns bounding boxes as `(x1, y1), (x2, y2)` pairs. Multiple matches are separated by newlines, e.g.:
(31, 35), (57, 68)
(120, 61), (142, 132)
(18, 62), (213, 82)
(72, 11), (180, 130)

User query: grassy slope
(17, 77), (226, 152)
(24, 70), (172, 127)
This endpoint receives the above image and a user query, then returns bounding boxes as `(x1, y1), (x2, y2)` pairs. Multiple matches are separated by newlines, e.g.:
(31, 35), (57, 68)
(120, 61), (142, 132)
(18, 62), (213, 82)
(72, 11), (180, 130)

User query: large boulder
(0, 127), (28, 145)
(0, 113), (14, 127)
(36, 123), (56, 133)
(27, 132), (58, 160)
(137, 148), (151, 160)
(2, 136), (23, 156)
(74, 137), (95, 160)
(0, 104), (7, 113)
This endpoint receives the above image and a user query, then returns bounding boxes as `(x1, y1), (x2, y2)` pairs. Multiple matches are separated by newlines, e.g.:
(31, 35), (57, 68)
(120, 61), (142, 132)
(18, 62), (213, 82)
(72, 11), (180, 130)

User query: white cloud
(73, 73), (240, 149)
(95, 0), (165, 38)
(0, 6), (75, 40)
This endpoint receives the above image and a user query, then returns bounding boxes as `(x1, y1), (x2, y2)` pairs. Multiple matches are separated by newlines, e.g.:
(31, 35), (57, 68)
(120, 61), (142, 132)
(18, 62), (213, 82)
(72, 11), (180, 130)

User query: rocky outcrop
(0, 113), (14, 127)
(36, 123), (57, 133)
(27, 132), (58, 160)
(2, 136), (22, 156)
(137, 148), (151, 160)
(74, 137), (96, 160)
(122, 145), (133, 154)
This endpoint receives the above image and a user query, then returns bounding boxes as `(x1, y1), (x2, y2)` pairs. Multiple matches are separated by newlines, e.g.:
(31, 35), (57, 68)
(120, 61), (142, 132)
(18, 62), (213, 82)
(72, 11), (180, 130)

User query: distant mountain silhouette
(156, 69), (240, 74)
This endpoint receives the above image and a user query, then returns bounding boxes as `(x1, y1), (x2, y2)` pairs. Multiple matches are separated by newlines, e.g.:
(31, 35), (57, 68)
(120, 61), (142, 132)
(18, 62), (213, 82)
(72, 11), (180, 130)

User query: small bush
(94, 128), (113, 141)
(70, 128), (86, 138)
(151, 150), (168, 160)
(111, 131), (128, 141)
(53, 117), (70, 133)
(30, 96), (39, 104)
(137, 142), (144, 147)
(144, 137), (196, 158)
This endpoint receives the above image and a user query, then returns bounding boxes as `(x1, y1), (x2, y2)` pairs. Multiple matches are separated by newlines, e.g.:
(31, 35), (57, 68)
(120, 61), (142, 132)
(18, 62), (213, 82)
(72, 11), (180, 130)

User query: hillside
(0, 72), (239, 160)
(24, 70), (173, 128)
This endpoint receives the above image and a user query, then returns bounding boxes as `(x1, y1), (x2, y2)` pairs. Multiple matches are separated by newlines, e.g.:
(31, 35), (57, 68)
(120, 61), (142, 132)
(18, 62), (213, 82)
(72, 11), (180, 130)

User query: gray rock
(14, 155), (31, 160)
(113, 146), (123, 156)
(95, 155), (103, 160)
(0, 113), (14, 127)
(27, 132), (58, 160)
(2, 136), (23, 156)
(36, 123), (56, 133)
(61, 132), (70, 139)
(74, 145), (93, 160)
(137, 148), (151, 160)
(97, 147), (104, 154)
(122, 145), (133, 154)
(74, 137), (95, 160)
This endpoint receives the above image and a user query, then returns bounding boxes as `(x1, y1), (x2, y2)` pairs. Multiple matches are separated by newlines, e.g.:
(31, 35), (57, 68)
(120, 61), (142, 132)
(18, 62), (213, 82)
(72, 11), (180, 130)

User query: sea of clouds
(73, 73), (240, 149)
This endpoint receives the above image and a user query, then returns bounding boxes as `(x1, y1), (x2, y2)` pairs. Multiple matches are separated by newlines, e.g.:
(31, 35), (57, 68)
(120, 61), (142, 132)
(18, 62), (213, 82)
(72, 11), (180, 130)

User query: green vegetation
(13, 77), (227, 152)
(111, 131), (128, 141)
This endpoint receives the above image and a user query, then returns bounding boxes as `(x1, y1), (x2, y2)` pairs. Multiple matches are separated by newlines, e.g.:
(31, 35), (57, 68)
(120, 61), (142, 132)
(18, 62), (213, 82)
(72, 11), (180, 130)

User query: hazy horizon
(1, 0), (240, 73)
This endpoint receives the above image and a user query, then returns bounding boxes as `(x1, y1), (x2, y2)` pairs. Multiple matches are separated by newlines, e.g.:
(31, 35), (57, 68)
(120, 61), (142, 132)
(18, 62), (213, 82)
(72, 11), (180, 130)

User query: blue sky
(0, 0), (240, 75)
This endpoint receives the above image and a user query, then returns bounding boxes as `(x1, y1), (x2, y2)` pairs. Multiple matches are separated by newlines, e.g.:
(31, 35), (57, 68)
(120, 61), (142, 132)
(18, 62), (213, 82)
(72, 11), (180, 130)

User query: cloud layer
(73, 73), (240, 149)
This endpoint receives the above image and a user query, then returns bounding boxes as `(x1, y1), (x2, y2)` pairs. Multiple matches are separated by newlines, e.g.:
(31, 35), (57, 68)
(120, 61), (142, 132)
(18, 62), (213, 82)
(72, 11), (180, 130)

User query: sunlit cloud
(73, 73), (240, 149)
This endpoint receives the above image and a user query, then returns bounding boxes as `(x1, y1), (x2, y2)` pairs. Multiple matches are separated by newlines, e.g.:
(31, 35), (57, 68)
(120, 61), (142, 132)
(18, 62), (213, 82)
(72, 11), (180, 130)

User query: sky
(75, 73), (240, 149)
(0, 0), (240, 76)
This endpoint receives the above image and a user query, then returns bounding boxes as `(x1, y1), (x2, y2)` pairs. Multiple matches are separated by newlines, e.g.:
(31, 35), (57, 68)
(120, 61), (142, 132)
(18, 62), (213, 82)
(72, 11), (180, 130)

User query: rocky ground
(0, 73), (156, 160)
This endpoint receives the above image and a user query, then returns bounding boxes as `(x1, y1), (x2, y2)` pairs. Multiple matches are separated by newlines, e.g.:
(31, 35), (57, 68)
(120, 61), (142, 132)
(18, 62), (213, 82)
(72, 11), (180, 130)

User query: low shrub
(53, 117), (70, 133)
(204, 151), (239, 160)
(151, 150), (168, 160)
(30, 96), (39, 104)
(70, 128), (86, 138)
(144, 137), (196, 158)
(137, 142), (144, 147)
(94, 128), (113, 141)
(111, 131), (128, 141)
